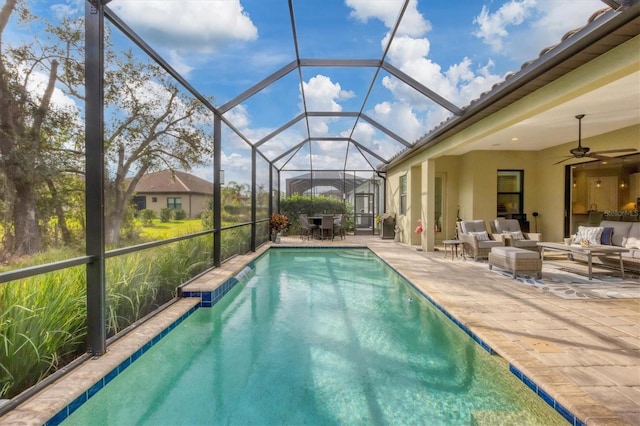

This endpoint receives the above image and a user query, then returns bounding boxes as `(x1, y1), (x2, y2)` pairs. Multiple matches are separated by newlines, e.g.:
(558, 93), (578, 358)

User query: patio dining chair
(319, 214), (334, 240)
(333, 214), (345, 240)
(299, 214), (318, 240)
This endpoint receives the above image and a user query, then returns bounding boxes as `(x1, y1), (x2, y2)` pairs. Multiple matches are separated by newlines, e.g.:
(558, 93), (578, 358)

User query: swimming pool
(61, 248), (566, 425)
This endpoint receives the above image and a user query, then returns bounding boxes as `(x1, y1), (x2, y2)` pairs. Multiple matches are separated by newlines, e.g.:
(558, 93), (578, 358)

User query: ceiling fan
(553, 114), (638, 165)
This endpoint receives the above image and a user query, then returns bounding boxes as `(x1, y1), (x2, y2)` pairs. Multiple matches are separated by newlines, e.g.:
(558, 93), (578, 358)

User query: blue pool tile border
(371, 249), (584, 426)
(45, 304), (199, 426)
(182, 261), (257, 307)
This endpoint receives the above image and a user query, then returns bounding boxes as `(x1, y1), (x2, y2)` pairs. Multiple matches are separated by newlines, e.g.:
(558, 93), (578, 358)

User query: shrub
(138, 209), (156, 226)
(160, 208), (173, 222)
(173, 209), (186, 220)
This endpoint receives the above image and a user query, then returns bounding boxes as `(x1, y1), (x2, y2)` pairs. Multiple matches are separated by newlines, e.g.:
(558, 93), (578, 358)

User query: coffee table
(537, 242), (629, 280)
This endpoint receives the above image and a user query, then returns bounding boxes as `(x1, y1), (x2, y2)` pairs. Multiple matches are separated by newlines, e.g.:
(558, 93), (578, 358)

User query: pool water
(63, 248), (566, 425)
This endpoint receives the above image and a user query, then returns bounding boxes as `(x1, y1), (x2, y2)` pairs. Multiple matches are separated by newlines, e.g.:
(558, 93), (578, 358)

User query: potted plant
(270, 213), (289, 243)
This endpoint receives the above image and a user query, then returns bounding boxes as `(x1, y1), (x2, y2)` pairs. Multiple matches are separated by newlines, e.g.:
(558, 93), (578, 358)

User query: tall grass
(0, 267), (86, 399)
(105, 235), (213, 334)
(0, 235), (215, 399)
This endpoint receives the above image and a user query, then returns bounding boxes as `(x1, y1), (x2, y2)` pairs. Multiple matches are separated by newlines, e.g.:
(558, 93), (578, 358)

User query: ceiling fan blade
(591, 148), (638, 154)
(587, 153), (614, 161)
(552, 157), (572, 165)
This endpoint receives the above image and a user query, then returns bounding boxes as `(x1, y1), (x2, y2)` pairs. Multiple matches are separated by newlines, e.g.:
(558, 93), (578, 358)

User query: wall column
(422, 159), (436, 252)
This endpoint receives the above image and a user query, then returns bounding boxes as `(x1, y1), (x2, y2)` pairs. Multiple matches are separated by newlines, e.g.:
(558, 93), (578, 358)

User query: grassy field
(139, 219), (204, 240)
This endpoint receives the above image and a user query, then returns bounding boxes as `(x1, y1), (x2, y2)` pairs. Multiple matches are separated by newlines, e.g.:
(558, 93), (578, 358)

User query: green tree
(0, 0), (83, 257)
(102, 51), (212, 244)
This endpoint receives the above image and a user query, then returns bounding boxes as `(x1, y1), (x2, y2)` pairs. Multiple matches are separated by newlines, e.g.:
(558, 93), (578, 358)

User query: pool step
(471, 410), (540, 425)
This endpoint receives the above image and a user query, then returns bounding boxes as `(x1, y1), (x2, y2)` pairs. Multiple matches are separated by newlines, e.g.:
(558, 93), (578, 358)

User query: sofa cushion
(512, 239), (539, 248)
(460, 220), (487, 234)
(493, 219), (520, 233)
(573, 226), (603, 245)
(629, 223), (640, 240)
(478, 240), (503, 249)
(505, 230), (524, 240)
(599, 221), (632, 247)
(624, 237), (640, 249)
(600, 227), (614, 245)
(468, 231), (489, 241)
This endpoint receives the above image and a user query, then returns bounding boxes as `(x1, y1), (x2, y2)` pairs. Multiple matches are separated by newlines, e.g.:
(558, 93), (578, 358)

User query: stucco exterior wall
(138, 193), (210, 219)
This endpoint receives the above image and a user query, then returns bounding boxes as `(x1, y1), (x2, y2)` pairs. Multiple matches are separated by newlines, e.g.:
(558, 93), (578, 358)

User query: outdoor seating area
(299, 214), (348, 241)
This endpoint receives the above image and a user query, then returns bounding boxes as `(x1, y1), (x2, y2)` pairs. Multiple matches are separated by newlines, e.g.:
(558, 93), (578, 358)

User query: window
(497, 170), (523, 217)
(152, 197), (157, 203)
(400, 175), (407, 215)
(167, 197), (182, 210)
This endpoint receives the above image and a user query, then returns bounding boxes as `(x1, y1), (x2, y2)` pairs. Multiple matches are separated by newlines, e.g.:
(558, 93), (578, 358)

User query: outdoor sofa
(571, 220), (640, 271)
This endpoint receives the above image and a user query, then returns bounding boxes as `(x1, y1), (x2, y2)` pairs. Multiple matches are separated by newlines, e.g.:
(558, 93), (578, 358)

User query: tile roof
(133, 170), (213, 194)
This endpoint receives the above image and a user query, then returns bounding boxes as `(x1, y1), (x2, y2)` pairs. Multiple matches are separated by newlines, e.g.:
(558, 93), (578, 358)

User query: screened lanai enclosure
(1, 0), (637, 411)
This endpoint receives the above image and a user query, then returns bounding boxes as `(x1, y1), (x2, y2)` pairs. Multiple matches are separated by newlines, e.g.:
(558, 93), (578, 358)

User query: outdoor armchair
(490, 219), (541, 251)
(457, 220), (504, 261)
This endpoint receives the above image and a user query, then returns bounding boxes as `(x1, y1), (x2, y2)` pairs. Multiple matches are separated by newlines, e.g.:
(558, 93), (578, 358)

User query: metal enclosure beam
(218, 61), (299, 114)
(251, 147), (257, 251)
(85, 0), (107, 356)
(213, 115), (222, 267)
(381, 61), (463, 115)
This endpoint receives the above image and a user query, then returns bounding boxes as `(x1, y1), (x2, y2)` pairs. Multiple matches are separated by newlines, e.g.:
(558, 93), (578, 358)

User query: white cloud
(346, 0), (431, 37)
(166, 50), (194, 76)
(224, 104), (251, 129)
(473, 0), (537, 52)
(473, 0), (605, 59)
(50, 0), (83, 20)
(109, 0), (258, 54)
(301, 74), (354, 112)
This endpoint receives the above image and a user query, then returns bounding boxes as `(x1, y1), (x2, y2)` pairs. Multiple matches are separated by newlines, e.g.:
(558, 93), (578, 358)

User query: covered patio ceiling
(105, 0), (640, 181)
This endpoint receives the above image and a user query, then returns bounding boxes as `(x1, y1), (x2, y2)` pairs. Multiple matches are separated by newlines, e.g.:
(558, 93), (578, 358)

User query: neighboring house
(131, 170), (213, 219)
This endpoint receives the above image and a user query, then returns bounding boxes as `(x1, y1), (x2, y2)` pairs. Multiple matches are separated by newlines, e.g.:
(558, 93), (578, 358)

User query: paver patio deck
(1, 235), (638, 425)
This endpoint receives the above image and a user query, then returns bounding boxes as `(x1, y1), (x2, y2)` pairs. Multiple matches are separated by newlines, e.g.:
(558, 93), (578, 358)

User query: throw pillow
(624, 237), (640, 249)
(600, 227), (614, 245)
(573, 226), (603, 245)
(468, 231), (489, 241)
(507, 230), (524, 240)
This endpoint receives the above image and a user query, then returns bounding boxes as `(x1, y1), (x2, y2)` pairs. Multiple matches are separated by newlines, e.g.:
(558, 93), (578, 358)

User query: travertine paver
(0, 235), (638, 425)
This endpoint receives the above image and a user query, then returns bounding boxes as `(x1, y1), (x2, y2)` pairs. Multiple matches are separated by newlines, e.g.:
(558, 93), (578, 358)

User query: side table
(443, 239), (463, 260)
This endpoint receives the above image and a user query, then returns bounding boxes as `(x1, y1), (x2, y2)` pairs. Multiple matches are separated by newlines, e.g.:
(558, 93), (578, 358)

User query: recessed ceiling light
(511, 137), (518, 141)
(601, 161), (607, 164)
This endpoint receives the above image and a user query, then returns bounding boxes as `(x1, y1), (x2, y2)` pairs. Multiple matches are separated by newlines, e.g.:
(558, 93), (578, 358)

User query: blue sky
(16, 0), (609, 187)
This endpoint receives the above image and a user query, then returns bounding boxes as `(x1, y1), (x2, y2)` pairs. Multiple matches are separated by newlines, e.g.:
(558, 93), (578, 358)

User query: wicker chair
(299, 214), (317, 240)
(457, 220), (504, 261)
(319, 214), (334, 240)
(490, 219), (541, 251)
(333, 214), (345, 240)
